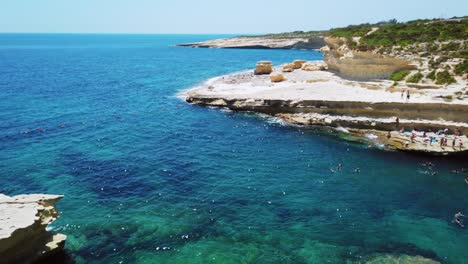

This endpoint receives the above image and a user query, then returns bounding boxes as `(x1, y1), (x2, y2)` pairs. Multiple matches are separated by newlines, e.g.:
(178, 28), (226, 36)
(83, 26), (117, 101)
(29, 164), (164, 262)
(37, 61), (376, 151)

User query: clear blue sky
(0, 0), (466, 34)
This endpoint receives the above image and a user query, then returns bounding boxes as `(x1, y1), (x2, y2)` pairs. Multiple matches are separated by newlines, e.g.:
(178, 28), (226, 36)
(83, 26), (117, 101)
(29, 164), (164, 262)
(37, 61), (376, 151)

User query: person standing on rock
(406, 90), (410, 101)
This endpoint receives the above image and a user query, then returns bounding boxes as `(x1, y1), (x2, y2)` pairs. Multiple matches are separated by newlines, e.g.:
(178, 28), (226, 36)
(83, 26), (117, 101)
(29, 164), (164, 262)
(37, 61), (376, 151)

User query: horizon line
(0, 32), (280, 36)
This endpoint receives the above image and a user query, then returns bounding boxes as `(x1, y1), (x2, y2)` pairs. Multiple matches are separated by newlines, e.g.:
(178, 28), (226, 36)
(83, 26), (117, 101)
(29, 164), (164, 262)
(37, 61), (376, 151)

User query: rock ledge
(0, 194), (66, 263)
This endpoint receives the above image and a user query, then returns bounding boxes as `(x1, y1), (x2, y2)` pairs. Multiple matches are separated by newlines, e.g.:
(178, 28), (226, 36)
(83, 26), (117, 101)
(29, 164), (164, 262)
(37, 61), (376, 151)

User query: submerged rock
(0, 194), (66, 263)
(365, 254), (440, 264)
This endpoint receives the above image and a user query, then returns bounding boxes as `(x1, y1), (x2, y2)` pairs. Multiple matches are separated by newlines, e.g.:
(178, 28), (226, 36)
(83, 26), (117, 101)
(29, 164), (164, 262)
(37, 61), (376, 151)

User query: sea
(0, 34), (467, 264)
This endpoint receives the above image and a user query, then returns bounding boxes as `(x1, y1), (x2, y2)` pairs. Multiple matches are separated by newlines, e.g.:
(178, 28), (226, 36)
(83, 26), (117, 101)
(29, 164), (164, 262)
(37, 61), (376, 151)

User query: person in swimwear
(455, 212), (465, 228)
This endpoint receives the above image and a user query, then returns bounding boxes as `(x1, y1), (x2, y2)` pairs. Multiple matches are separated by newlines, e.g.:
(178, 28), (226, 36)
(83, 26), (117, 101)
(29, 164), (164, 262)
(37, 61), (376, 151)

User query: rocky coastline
(182, 62), (468, 155)
(0, 194), (66, 263)
(177, 36), (325, 50)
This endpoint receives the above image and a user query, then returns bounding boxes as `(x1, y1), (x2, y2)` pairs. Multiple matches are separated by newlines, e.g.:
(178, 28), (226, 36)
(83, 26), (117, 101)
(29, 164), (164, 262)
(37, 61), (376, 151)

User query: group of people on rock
(389, 118), (465, 151)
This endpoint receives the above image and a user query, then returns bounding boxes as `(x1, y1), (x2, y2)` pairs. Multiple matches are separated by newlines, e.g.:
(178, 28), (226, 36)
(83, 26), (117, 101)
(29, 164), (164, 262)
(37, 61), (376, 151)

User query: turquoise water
(0, 34), (467, 263)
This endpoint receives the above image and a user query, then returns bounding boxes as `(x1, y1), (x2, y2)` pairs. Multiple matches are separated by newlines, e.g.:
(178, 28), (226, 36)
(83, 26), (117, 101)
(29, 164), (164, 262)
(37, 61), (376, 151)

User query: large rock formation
(0, 194), (66, 263)
(254, 61), (273, 75)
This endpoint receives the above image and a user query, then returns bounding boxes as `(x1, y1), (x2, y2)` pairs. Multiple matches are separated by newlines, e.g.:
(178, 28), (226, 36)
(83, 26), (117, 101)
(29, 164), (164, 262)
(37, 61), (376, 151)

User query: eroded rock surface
(0, 194), (66, 263)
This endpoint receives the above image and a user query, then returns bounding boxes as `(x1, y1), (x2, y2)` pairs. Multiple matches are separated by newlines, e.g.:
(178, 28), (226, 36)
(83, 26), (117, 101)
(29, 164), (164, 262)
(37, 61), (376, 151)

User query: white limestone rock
(0, 194), (66, 263)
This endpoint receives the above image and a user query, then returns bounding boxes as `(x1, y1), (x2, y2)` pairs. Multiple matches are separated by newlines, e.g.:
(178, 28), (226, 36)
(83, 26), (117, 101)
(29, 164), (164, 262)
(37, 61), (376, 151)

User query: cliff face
(0, 194), (66, 263)
(325, 18), (468, 86)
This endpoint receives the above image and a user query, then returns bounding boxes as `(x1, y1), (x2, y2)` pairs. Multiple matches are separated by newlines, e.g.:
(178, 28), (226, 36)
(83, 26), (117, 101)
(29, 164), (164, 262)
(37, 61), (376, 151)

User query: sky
(0, 0), (466, 34)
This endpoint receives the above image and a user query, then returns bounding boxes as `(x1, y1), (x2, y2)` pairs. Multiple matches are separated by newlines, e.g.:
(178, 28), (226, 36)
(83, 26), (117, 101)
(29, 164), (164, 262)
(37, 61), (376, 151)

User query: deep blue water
(0, 34), (467, 264)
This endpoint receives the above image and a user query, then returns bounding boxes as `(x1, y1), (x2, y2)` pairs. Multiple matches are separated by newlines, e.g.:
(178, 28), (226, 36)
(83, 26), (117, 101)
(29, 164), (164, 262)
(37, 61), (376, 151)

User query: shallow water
(0, 34), (467, 264)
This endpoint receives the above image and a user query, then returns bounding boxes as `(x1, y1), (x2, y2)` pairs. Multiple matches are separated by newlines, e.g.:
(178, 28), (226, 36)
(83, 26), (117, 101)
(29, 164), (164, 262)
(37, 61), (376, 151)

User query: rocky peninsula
(0, 194), (66, 263)
(182, 60), (468, 155)
(180, 18), (468, 155)
(177, 34), (325, 50)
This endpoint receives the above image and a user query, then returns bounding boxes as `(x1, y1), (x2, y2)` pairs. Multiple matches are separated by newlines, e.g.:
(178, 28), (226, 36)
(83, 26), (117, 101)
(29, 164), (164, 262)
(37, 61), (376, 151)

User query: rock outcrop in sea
(0, 194), (66, 263)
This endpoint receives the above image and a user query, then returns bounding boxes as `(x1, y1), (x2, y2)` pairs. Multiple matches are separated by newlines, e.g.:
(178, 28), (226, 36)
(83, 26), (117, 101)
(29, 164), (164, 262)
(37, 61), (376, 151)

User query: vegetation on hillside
(455, 60), (468, 75)
(327, 17), (467, 83)
(329, 17), (468, 49)
(247, 17), (467, 84)
(406, 72), (424, 83)
(389, 70), (410, 81)
(436, 70), (456, 84)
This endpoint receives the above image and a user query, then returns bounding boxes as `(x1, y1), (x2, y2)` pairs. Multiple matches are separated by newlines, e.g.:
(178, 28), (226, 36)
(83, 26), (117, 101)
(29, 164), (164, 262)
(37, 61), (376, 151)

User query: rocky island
(0, 194), (66, 263)
(181, 18), (468, 155)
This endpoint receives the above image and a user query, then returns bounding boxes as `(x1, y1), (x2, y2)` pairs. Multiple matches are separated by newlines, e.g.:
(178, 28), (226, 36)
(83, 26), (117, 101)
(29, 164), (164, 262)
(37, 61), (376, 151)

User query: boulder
(254, 61), (273, 75)
(0, 194), (66, 263)
(293, 60), (307, 69)
(282, 63), (295, 72)
(302, 62), (328, 71)
(319, 46), (330, 52)
(270, 73), (286, 83)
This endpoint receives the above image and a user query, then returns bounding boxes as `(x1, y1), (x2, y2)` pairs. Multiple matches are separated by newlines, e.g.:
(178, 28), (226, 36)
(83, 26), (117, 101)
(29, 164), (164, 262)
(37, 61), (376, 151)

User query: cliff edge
(0, 194), (66, 263)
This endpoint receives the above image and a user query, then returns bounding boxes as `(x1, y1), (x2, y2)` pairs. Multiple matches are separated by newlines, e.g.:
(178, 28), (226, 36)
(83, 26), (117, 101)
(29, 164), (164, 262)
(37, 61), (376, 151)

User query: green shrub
(389, 70), (410, 81)
(453, 49), (468, 59)
(329, 24), (373, 37)
(345, 36), (358, 49)
(442, 95), (454, 102)
(435, 70), (456, 85)
(426, 70), (436, 80)
(454, 60), (468, 75)
(441, 42), (461, 51)
(406, 72), (424, 83)
(426, 44), (439, 52)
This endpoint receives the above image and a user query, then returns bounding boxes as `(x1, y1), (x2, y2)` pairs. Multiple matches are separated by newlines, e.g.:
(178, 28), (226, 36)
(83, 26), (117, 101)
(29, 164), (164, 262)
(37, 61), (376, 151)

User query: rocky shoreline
(182, 62), (468, 155)
(177, 36), (325, 50)
(0, 194), (66, 263)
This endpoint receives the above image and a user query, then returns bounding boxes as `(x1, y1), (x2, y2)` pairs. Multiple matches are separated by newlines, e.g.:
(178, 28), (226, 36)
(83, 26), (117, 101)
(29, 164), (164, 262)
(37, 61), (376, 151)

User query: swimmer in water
(454, 212), (465, 228)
